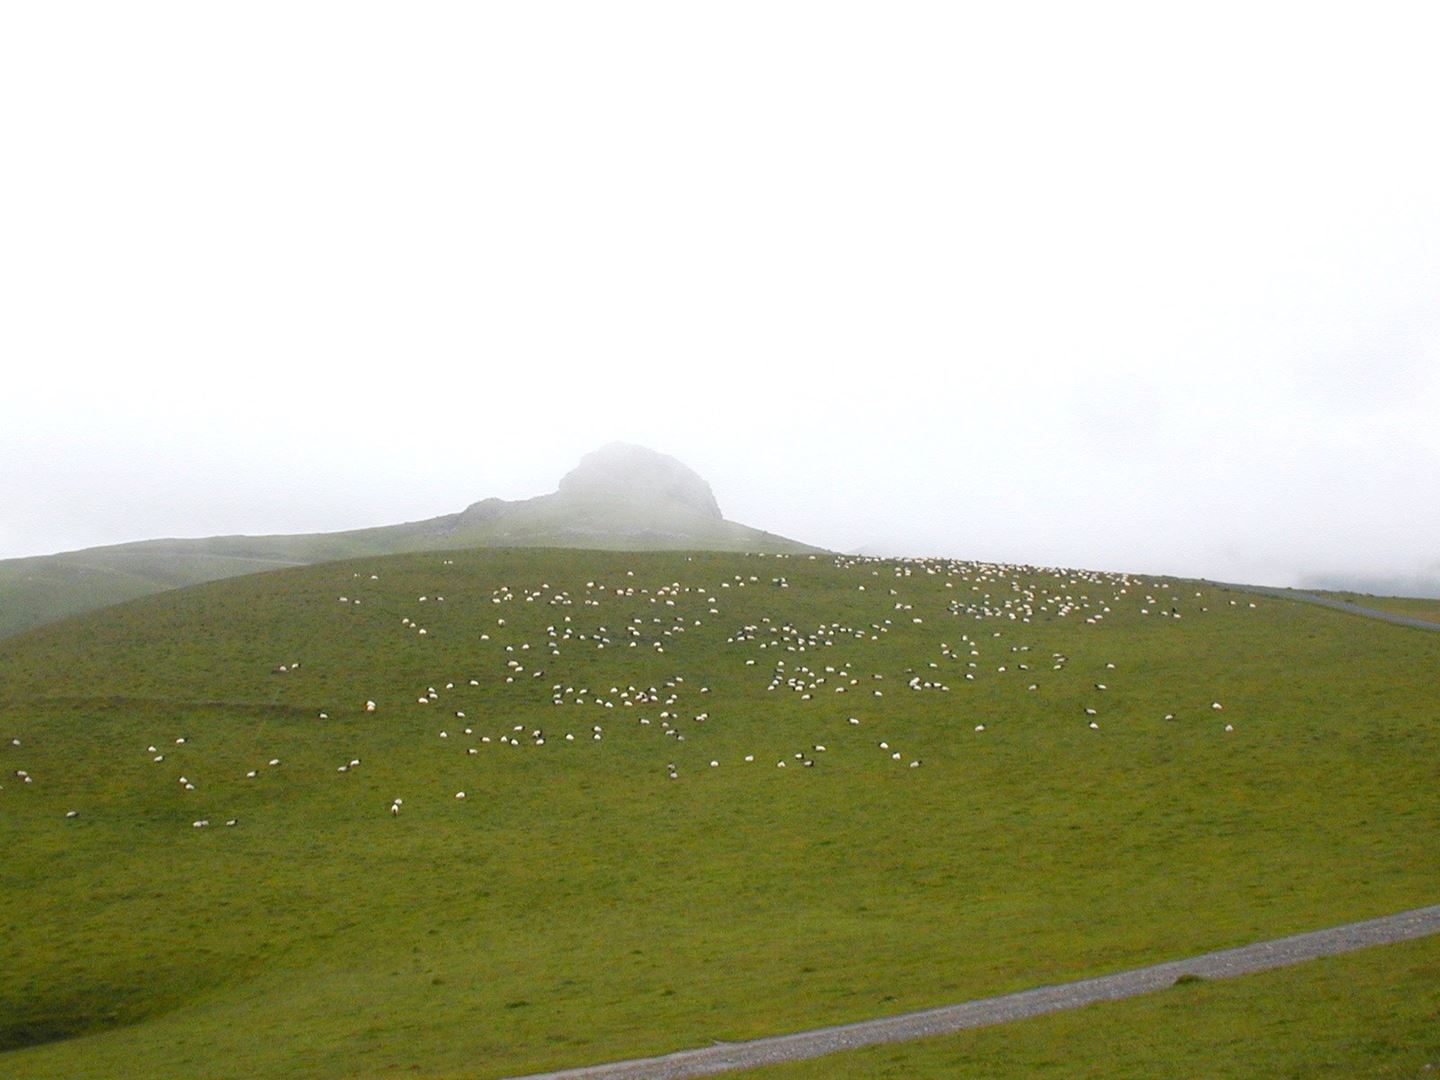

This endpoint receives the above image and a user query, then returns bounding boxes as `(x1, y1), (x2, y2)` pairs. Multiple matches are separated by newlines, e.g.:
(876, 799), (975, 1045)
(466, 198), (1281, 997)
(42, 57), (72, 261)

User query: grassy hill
(0, 444), (819, 640)
(1, 547), (1437, 1078)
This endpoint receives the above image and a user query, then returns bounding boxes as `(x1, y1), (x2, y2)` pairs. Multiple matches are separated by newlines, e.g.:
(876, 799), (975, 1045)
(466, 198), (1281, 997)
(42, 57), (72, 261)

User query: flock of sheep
(3, 553), (1260, 827)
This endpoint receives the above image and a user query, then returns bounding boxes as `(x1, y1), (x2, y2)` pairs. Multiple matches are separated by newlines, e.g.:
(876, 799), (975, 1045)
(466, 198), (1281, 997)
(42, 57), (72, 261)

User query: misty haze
(3, 4), (1438, 1079)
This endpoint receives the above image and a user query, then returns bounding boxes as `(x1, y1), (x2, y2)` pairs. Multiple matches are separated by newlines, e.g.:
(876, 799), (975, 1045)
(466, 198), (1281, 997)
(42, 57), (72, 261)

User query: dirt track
(1207, 581), (1440, 631)
(507, 904), (1440, 1080)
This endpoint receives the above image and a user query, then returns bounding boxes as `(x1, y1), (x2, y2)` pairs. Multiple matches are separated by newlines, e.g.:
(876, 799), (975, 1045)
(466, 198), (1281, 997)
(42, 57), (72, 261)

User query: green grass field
(2, 548), (1437, 1078)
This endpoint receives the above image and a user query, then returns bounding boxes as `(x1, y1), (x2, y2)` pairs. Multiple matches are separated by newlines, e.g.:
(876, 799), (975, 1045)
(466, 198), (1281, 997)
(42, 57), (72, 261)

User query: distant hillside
(1297, 569), (1440, 600)
(0, 444), (820, 639)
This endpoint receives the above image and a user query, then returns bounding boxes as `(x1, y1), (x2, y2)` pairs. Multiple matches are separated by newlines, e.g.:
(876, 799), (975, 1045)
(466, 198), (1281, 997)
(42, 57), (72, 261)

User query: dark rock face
(555, 443), (723, 519)
(454, 444), (725, 527)
(456, 497), (509, 522)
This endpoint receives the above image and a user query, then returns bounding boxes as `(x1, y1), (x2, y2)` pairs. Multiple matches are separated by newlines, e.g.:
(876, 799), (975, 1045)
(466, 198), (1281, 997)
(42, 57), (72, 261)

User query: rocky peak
(556, 443), (723, 519)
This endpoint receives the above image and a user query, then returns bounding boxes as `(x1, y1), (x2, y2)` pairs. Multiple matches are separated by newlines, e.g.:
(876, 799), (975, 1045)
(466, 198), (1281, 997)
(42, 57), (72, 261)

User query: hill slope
(0, 444), (819, 639)
(1, 547), (1436, 1078)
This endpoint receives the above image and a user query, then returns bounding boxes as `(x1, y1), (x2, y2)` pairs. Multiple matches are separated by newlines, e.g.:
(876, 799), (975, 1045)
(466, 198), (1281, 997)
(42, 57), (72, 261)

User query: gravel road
(506, 904), (1440, 1080)
(1207, 581), (1440, 631)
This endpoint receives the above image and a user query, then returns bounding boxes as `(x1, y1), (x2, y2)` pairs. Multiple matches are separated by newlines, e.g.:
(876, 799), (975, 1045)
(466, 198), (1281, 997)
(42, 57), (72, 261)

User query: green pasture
(1, 549), (1436, 1078)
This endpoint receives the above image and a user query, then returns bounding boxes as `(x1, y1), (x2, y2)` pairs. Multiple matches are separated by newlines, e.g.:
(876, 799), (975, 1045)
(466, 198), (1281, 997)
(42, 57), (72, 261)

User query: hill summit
(557, 443), (723, 519)
(0, 444), (817, 639)
(457, 443), (724, 531)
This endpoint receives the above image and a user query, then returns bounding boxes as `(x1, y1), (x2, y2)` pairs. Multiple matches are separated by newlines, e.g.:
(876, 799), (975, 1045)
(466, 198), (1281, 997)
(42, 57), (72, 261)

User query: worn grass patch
(1, 548), (1437, 1078)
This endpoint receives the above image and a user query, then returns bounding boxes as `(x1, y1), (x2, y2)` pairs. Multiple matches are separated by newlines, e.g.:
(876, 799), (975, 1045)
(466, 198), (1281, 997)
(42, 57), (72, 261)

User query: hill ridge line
(506, 903), (1440, 1079)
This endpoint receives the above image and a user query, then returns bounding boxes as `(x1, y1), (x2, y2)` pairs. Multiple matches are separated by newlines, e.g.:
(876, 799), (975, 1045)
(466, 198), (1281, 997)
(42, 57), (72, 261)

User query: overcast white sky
(3, 2), (1437, 591)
